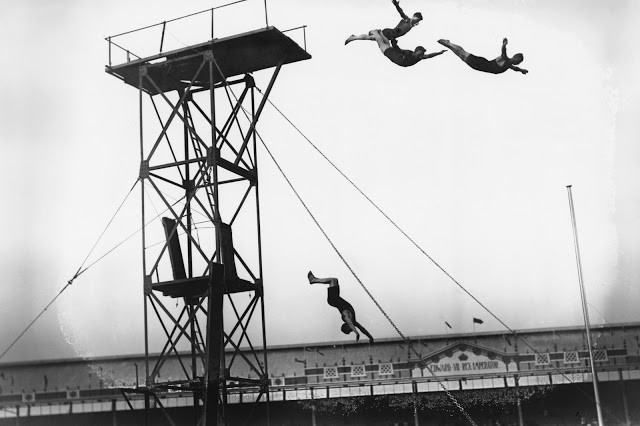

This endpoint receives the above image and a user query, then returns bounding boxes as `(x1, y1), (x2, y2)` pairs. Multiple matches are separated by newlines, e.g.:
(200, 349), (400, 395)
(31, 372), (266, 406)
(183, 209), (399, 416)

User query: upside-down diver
(308, 271), (374, 343)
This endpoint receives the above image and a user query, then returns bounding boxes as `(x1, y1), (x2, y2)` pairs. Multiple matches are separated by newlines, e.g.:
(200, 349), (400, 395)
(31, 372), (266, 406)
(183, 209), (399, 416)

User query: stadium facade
(1, 322), (638, 425)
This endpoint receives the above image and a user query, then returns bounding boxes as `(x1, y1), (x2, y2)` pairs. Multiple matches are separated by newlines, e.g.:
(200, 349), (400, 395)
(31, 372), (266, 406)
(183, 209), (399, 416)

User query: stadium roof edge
(2, 321), (638, 368)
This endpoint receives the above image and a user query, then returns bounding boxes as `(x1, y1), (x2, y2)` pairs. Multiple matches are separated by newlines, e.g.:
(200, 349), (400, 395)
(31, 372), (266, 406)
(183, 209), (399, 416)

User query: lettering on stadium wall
(427, 360), (501, 373)
(415, 349), (515, 378)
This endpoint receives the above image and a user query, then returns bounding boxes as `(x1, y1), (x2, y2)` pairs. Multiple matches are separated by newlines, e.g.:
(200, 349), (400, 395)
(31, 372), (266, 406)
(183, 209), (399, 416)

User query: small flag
(473, 317), (484, 324)
(306, 347), (324, 356)
(445, 321), (452, 329)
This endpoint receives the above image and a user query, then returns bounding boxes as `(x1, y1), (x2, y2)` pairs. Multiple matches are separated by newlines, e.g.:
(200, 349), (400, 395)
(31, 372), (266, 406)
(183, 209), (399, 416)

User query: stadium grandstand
(1, 322), (638, 425)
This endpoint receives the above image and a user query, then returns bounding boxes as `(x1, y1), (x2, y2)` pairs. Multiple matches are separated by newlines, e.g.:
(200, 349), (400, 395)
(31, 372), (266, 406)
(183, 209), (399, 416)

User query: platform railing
(282, 25), (308, 52)
(105, 0), (307, 67)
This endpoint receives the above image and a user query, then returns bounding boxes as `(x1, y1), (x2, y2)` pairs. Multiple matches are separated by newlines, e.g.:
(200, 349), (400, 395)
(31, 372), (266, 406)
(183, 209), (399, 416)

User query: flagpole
(566, 185), (604, 426)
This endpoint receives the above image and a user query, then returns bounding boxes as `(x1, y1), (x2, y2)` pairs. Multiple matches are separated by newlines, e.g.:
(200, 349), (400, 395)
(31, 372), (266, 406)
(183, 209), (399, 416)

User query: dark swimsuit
(466, 54), (507, 74)
(327, 286), (356, 321)
(382, 19), (412, 41)
(383, 46), (421, 67)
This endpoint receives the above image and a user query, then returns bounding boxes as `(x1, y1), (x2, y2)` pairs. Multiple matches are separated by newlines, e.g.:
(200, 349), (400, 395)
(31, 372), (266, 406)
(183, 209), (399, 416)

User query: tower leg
(204, 263), (225, 425)
(620, 370), (631, 426)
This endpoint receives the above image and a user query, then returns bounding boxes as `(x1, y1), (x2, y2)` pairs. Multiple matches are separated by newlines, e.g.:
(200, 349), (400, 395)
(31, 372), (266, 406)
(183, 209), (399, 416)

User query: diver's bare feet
(437, 39), (450, 48)
(307, 271), (316, 284)
(345, 35), (355, 45)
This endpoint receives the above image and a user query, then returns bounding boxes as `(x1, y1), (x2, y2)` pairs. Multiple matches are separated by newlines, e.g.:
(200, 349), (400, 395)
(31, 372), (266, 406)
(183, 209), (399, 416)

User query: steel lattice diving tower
(105, 16), (310, 425)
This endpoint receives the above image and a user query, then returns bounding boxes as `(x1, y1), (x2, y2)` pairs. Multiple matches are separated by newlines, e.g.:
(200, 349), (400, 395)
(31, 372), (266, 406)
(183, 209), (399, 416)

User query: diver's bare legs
(308, 271), (338, 287)
(345, 33), (376, 45)
(371, 30), (392, 54)
(438, 39), (470, 61)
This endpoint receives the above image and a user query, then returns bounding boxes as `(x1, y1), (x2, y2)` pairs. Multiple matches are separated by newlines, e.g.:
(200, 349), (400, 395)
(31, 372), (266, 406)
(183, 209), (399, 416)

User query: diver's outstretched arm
(356, 322), (374, 343)
(510, 65), (528, 74)
(423, 50), (446, 60)
(392, 0), (410, 20)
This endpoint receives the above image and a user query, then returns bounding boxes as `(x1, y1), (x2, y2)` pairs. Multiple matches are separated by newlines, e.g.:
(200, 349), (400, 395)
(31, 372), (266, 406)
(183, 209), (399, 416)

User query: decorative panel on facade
(535, 353), (550, 366)
(351, 364), (366, 378)
(323, 366), (338, 380)
(563, 351), (580, 364)
(593, 349), (608, 362)
(378, 363), (394, 376)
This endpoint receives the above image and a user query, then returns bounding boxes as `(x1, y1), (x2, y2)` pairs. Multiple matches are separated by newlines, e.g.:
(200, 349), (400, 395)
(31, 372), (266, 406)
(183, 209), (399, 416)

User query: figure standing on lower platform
(438, 38), (528, 75)
(345, 0), (422, 46)
(308, 271), (374, 343)
(370, 29), (445, 67)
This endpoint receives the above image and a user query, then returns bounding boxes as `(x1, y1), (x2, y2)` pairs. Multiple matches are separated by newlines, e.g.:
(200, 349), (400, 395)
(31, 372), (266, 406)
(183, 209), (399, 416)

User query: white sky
(1, 0), (639, 363)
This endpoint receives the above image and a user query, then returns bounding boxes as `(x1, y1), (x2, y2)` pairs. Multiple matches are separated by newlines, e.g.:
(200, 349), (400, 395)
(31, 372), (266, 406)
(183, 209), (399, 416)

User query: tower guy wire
(256, 89), (624, 424)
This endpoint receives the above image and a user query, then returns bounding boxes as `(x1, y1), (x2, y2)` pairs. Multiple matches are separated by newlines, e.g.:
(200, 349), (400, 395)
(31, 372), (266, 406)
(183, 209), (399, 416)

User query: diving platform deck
(151, 276), (261, 298)
(105, 26), (311, 94)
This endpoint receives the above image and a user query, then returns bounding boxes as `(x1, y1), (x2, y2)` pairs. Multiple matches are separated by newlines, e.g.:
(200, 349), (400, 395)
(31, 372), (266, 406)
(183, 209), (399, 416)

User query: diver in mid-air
(345, 0), (422, 46)
(370, 29), (445, 67)
(308, 271), (374, 343)
(438, 38), (528, 75)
